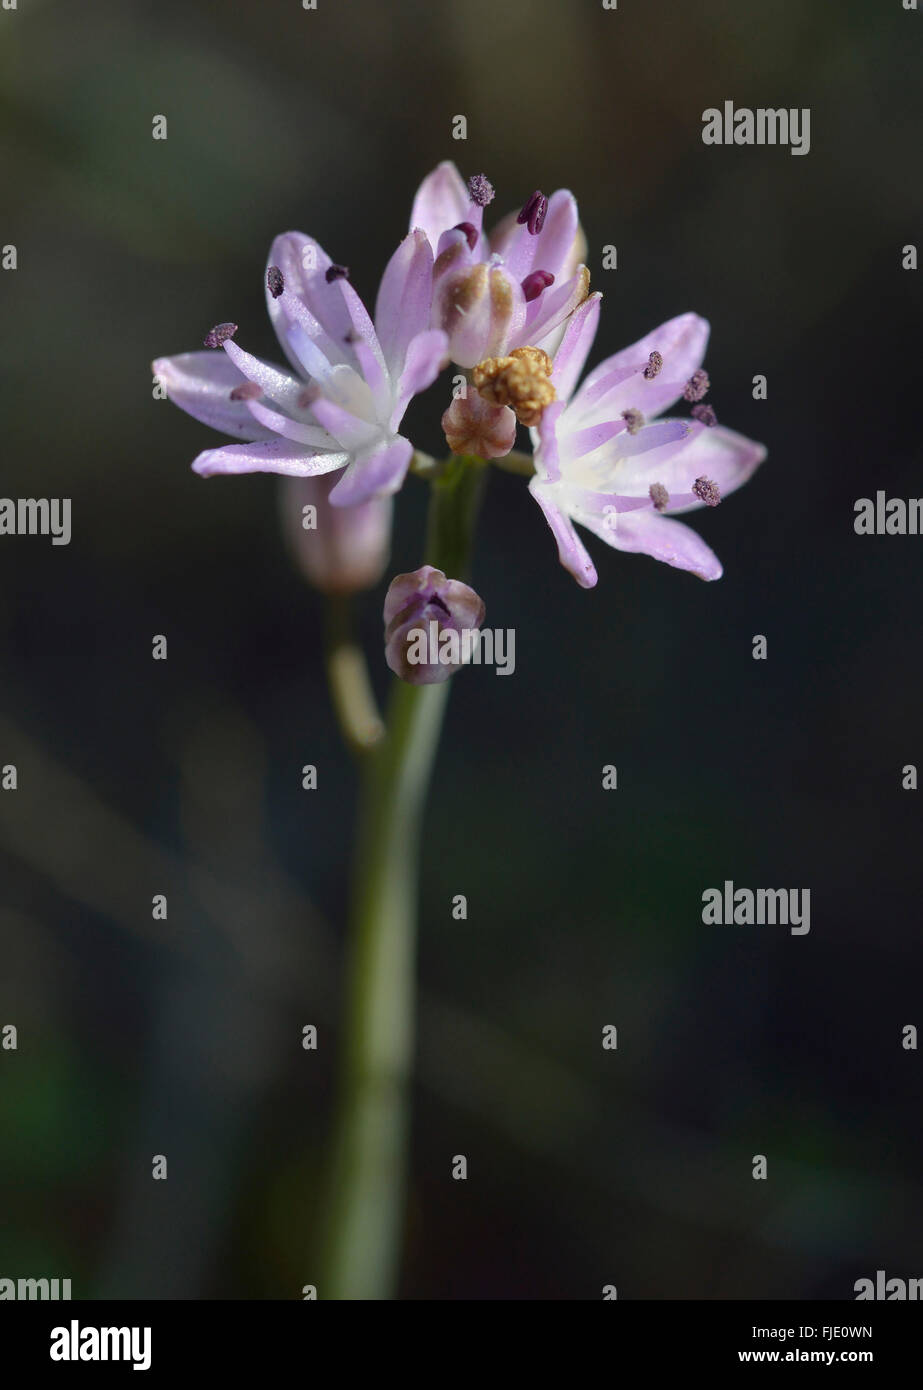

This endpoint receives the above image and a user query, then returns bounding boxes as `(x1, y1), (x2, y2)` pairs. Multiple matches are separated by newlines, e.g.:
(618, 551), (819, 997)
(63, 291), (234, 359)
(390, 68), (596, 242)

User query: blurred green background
(1, 0), (921, 1298)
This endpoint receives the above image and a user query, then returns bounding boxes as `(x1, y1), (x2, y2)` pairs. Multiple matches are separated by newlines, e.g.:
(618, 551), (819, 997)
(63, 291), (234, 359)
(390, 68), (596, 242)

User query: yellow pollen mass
(472, 346), (556, 428)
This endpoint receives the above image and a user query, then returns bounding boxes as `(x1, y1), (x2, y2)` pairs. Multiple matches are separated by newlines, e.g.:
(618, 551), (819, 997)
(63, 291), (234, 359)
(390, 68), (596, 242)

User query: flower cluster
(154, 161), (765, 595)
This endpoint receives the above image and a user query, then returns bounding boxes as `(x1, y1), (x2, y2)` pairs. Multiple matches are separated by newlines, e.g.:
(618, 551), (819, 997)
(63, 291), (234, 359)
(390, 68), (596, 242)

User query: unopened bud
(281, 472), (392, 595)
(442, 390), (517, 460)
(384, 566), (486, 685)
(437, 263), (520, 369)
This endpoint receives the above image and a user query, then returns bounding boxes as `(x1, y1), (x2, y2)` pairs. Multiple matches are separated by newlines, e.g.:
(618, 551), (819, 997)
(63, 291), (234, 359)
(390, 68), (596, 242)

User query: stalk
(321, 457), (486, 1299)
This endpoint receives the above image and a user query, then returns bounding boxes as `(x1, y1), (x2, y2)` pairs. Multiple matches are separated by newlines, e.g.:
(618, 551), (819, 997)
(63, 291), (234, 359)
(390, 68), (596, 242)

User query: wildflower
(529, 297), (766, 586)
(409, 161), (590, 368)
(153, 230), (447, 506)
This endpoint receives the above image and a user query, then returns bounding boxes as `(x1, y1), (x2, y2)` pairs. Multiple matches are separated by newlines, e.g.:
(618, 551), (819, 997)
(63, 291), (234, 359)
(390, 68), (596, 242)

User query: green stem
(321, 457), (486, 1299)
(323, 595), (385, 757)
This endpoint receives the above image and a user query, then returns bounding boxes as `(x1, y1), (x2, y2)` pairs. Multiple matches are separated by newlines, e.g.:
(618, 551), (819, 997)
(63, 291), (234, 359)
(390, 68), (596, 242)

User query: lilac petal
(662, 425), (766, 513)
(410, 162), (472, 248)
(152, 352), (276, 441)
(429, 576), (485, 633)
(351, 336), (392, 421)
(308, 394), (380, 452)
(571, 421), (702, 495)
(488, 213), (537, 281)
(563, 487), (654, 518)
(265, 232), (333, 372)
(436, 266), (489, 368)
(221, 340), (305, 412)
(388, 642), (454, 685)
(521, 266), (591, 350)
(283, 473), (392, 595)
(380, 567), (439, 628)
(267, 242), (379, 380)
(613, 423), (766, 510)
(265, 231), (331, 295)
(575, 361), (640, 416)
(299, 273), (381, 369)
(282, 321), (337, 388)
(491, 270), (527, 359)
(383, 566), (484, 633)
(611, 418), (697, 458)
(578, 506), (723, 581)
(192, 438), (348, 479)
(383, 565), (444, 627)
(283, 323), (378, 422)
(531, 190), (580, 277)
(492, 190), (578, 282)
(375, 230), (436, 378)
(581, 417), (701, 475)
(328, 435), (413, 506)
(566, 417), (629, 456)
(532, 401), (567, 484)
(574, 313), (711, 422)
(547, 293), (601, 404)
(436, 223), (486, 264)
(490, 219), (537, 281)
(432, 229), (476, 294)
(390, 328), (448, 428)
(244, 398), (340, 449)
(486, 208), (518, 257)
(528, 478), (598, 589)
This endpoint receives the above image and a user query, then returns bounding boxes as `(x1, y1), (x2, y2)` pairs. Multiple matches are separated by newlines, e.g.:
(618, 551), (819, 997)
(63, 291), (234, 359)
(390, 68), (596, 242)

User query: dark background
(1, 0), (920, 1299)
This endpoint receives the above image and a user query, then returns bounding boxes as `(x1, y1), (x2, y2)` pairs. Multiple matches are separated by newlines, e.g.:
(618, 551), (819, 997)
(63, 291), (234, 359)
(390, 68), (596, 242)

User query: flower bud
(281, 472), (392, 595)
(441, 389), (517, 460)
(435, 263), (526, 369)
(384, 566), (486, 685)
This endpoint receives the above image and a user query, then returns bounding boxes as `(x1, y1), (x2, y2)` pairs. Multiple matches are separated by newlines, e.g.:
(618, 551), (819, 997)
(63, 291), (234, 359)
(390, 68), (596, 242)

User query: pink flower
(529, 297), (766, 587)
(409, 162), (590, 369)
(153, 231), (447, 507)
